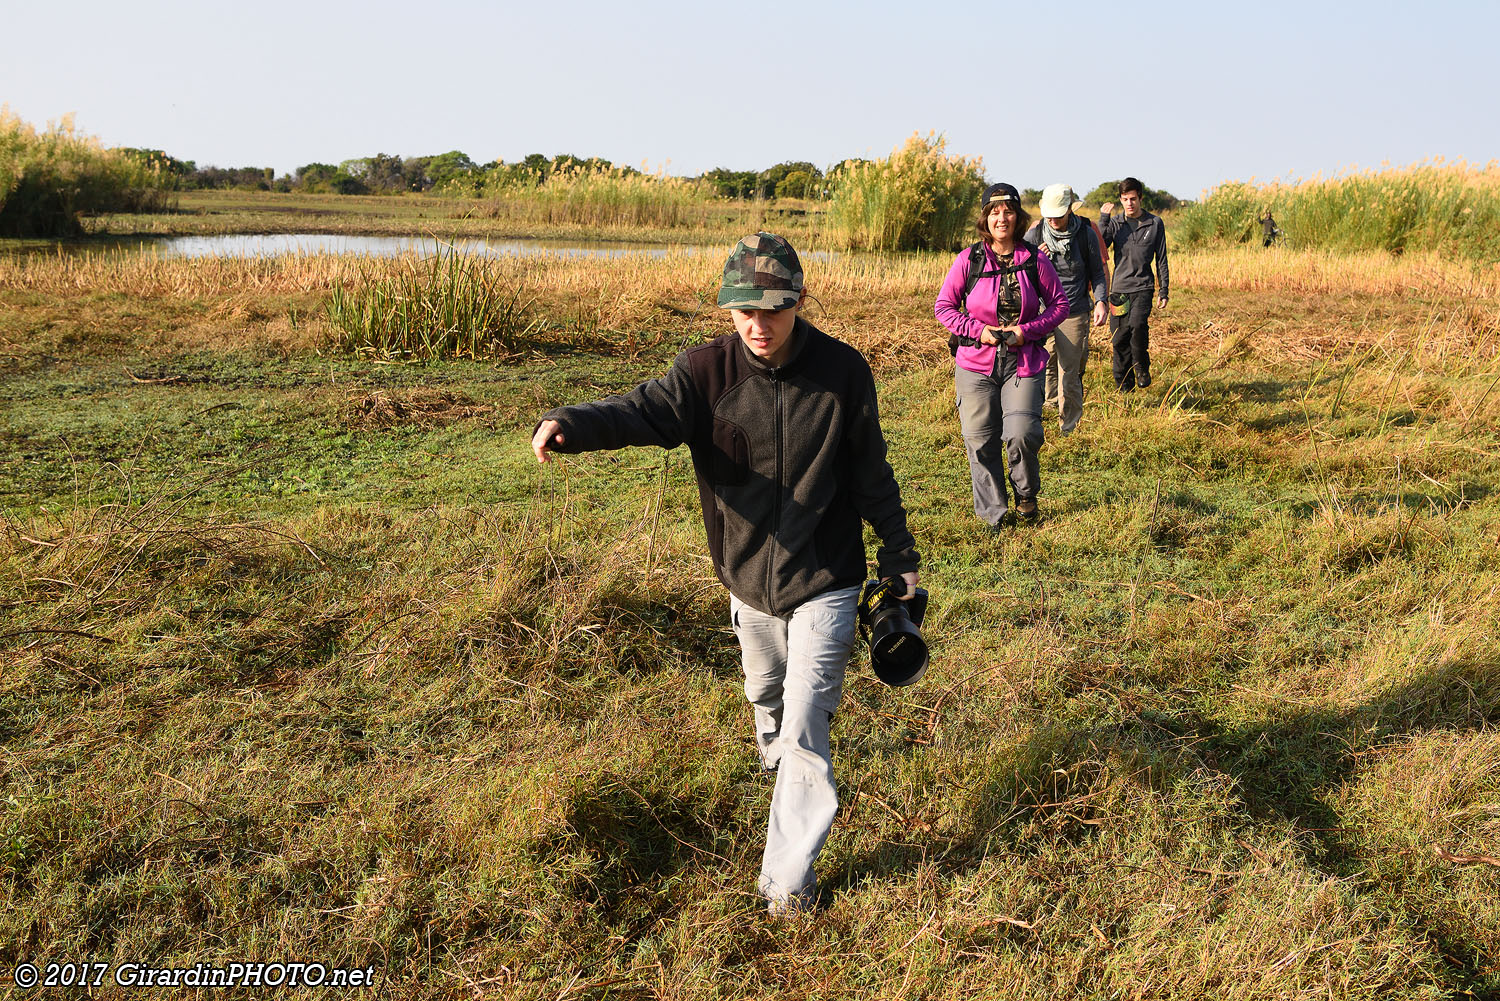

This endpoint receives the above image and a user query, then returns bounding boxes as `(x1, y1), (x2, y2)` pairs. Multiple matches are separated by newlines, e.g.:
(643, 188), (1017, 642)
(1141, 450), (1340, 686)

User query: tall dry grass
(0, 108), (177, 237)
(827, 133), (985, 252)
(469, 166), (719, 230)
(1175, 159), (1500, 260)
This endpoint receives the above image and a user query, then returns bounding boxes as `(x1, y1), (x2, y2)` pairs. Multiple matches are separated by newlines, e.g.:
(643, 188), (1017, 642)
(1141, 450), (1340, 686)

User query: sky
(4, 0), (1498, 199)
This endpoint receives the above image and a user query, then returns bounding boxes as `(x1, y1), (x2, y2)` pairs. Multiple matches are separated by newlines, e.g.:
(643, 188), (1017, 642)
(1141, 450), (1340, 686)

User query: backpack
(947, 239), (1043, 355)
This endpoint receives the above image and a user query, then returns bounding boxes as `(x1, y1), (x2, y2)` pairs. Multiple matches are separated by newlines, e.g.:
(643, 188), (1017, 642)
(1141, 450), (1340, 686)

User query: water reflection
(7, 233), (834, 262)
(157, 234), (698, 259)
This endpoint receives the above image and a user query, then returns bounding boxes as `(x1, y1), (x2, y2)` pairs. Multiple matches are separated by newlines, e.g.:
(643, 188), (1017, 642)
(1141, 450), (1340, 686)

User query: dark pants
(1110, 290), (1154, 390)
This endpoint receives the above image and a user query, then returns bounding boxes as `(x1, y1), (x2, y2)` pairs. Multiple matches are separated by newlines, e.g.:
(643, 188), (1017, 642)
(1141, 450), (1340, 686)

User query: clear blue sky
(4, 0), (1496, 199)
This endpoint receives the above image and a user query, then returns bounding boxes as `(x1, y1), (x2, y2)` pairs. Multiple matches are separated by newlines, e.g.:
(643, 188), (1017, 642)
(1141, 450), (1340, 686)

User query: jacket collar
(984, 240), (1032, 265)
(737, 315), (818, 376)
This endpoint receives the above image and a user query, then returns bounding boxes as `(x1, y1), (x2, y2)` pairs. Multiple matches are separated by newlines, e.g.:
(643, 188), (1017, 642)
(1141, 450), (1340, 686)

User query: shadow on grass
(832, 660), (1497, 983)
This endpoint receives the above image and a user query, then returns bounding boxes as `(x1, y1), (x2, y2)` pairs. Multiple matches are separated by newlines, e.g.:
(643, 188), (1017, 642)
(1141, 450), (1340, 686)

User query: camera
(857, 578), (930, 687)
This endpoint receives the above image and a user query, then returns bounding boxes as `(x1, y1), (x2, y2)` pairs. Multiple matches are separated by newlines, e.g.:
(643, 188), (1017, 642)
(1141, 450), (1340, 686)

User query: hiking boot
(1015, 499), (1039, 525)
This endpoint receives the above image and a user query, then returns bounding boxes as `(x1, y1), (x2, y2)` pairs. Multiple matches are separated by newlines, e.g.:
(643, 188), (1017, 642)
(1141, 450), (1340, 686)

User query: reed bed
(325, 247), (544, 359)
(1175, 159), (1500, 260)
(1, 108), (176, 237)
(827, 133), (985, 252)
(474, 167), (720, 230)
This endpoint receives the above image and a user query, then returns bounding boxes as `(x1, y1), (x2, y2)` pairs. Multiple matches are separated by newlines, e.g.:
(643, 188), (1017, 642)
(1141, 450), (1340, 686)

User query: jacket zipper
(768, 370), (783, 614)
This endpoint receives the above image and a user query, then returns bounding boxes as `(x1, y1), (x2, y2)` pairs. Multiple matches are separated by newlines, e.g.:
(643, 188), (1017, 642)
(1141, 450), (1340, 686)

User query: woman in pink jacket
(935, 182), (1069, 527)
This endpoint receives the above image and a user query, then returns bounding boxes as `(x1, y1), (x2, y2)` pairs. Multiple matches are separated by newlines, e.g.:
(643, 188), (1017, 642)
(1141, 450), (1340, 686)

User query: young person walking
(532, 233), (921, 914)
(935, 183), (1069, 528)
(1024, 184), (1108, 434)
(1099, 177), (1170, 391)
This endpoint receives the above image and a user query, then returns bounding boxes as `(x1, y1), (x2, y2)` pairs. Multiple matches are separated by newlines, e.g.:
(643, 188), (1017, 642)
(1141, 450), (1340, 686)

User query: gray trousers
(731, 585), (860, 907)
(1045, 312), (1090, 433)
(956, 364), (1044, 527)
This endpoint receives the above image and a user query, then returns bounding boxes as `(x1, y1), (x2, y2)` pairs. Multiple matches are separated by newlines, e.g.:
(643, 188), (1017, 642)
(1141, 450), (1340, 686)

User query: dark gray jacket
(540, 318), (919, 616)
(1024, 216), (1108, 318)
(1100, 210), (1170, 300)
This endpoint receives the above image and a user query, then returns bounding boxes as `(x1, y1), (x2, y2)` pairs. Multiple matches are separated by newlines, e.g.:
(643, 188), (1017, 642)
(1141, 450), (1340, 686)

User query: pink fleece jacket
(934, 241), (1070, 377)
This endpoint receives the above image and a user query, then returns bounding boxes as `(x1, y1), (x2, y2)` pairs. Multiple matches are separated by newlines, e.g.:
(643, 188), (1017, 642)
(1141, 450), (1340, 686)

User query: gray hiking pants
(956, 364), (1044, 527)
(731, 585), (861, 908)
(1045, 312), (1090, 433)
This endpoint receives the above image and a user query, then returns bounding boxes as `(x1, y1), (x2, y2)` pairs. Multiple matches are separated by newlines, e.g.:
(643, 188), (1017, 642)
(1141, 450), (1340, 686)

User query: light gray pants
(956, 364), (1044, 527)
(731, 585), (860, 907)
(1045, 312), (1090, 433)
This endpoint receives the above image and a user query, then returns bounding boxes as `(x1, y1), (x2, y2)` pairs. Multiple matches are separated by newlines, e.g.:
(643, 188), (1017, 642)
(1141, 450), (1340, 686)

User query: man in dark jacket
(531, 232), (921, 914)
(1099, 176), (1170, 390)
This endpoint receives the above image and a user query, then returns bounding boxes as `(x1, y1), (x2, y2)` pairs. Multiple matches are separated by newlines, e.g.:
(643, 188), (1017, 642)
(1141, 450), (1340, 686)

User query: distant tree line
(114, 148), (487, 195)
(114, 147), (1181, 208)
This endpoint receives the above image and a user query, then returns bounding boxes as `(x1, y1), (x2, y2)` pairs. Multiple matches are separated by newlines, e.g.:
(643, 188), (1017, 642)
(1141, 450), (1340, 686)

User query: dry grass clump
(338, 389), (494, 430)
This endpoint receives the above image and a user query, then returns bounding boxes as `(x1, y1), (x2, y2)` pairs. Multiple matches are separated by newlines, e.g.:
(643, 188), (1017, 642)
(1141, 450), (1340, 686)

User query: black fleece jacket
(539, 318), (919, 615)
(1099, 209), (1170, 300)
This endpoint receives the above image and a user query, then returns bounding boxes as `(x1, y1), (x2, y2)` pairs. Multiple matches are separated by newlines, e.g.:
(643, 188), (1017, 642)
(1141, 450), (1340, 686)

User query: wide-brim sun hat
(717, 232), (804, 310)
(1040, 183), (1076, 219)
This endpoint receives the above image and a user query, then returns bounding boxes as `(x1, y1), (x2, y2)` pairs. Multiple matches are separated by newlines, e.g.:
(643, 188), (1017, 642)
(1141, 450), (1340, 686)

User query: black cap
(982, 182), (1020, 208)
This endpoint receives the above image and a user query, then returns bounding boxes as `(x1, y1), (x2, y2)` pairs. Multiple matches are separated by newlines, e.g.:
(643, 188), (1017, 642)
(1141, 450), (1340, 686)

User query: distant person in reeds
(531, 232), (921, 916)
(935, 182), (1069, 528)
(1261, 210), (1280, 248)
(1099, 177), (1170, 391)
(1024, 184), (1109, 435)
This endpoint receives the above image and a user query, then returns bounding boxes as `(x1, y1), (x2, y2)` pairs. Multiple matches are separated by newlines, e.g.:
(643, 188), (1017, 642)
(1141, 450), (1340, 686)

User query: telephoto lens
(857, 578), (930, 687)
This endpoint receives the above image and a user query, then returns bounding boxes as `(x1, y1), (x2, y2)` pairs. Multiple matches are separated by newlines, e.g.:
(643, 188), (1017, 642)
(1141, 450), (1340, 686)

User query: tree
(422, 151), (477, 190)
(775, 170), (815, 200)
(758, 161), (822, 200)
(703, 167), (758, 199)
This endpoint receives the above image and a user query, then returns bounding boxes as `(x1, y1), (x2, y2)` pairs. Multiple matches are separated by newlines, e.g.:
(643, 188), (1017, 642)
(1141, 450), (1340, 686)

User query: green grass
(1, 249), (1497, 998)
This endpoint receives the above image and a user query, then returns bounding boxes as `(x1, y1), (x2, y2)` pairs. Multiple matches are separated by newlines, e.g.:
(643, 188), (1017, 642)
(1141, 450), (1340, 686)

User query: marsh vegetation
(2, 235), (1497, 996)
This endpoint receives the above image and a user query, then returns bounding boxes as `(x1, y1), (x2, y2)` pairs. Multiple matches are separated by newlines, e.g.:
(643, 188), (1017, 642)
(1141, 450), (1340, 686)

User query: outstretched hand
(531, 419), (565, 463)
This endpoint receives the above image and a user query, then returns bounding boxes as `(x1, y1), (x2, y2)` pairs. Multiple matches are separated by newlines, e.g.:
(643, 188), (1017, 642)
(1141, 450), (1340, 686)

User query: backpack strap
(958, 242), (987, 313)
(949, 240), (1046, 354)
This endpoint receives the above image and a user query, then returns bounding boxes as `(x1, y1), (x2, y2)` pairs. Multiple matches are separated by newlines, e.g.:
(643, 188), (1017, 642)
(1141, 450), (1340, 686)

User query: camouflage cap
(717, 232), (804, 311)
